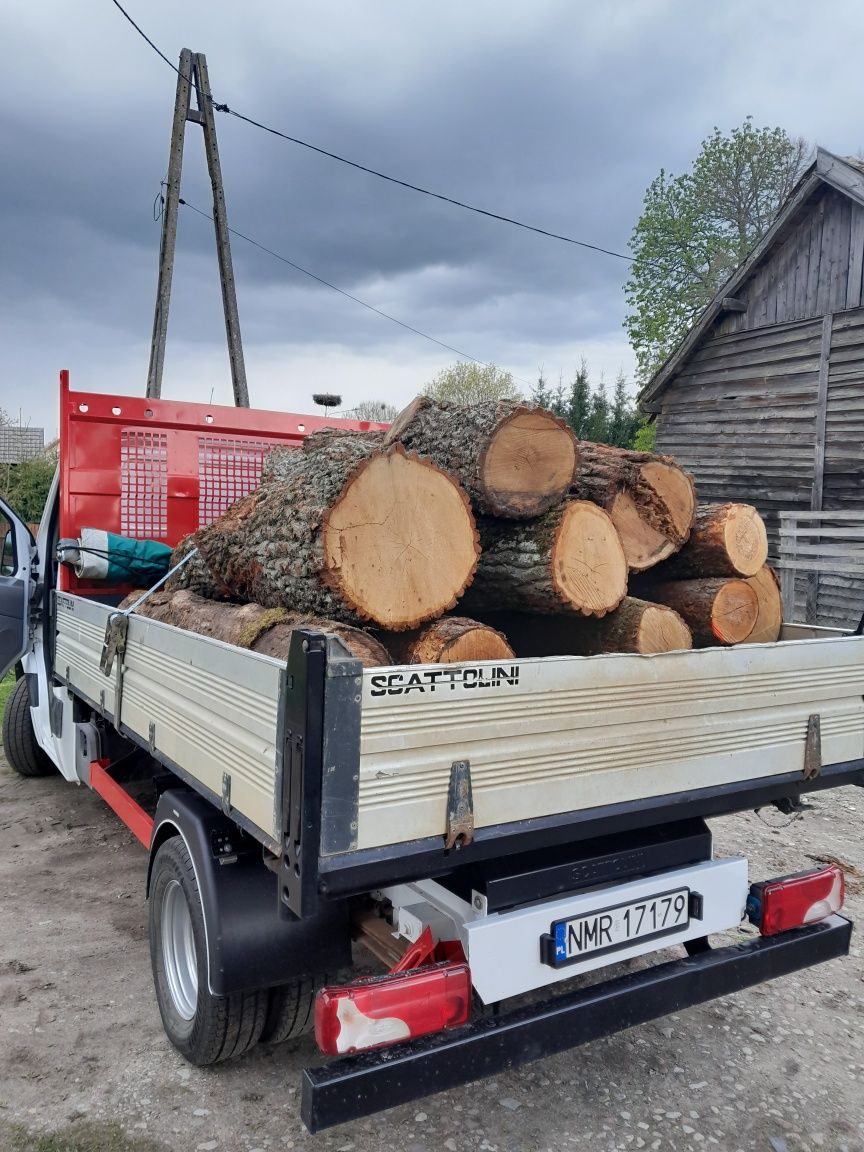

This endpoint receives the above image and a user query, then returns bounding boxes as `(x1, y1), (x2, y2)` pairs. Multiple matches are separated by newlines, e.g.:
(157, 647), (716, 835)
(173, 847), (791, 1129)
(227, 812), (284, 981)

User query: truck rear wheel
(261, 975), (321, 1044)
(149, 836), (267, 1064)
(2, 676), (55, 777)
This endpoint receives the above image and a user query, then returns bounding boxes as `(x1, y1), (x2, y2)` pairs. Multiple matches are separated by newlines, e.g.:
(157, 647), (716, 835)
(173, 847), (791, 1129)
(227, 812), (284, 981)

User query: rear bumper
(302, 914), (852, 1132)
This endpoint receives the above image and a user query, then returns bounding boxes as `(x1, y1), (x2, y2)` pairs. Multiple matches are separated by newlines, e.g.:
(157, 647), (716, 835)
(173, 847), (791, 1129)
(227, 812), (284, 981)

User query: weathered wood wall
(655, 182), (864, 628)
(656, 307), (864, 627)
(714, 186), (864, 335)
(655, 318), (822, 557)
(820, 310), (864, 623)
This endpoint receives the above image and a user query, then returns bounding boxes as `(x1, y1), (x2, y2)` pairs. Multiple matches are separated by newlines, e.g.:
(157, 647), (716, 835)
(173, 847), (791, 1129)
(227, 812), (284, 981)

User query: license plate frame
(541, 885), (692, 969)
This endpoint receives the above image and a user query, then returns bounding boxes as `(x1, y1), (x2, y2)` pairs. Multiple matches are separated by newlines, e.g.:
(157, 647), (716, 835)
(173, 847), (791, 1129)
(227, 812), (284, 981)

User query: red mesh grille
(120, 429), (168, 538)
(198, 435), (278, 526)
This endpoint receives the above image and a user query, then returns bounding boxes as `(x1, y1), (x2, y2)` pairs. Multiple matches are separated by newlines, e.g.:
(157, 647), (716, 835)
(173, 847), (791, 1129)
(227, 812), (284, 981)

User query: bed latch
(803, 713), (822, 780)
(445, 759), (474, 850)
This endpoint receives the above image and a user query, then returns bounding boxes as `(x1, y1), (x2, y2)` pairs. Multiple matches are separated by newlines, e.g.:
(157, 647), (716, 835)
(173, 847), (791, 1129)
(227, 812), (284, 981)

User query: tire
(261, 974), (323, 1045)
(2, 676), (55, 777)
(149, 836), (267, 1065)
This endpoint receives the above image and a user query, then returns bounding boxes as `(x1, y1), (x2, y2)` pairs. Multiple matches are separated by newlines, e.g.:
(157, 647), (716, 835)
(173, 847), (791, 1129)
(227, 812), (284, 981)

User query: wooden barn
(641, 147), (864, 627)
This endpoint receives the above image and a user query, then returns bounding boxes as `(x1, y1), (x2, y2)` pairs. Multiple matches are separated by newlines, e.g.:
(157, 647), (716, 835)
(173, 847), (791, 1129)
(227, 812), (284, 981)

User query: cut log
(461, 500), (628, 617)
(645, 578), (758, 647)
(385, 395), (578, 518)
(119, 588), (393, 667)
(573, 443), (696, 571)
(191, 436), (480, 631)
(746, 564), (783, 643)
(383, 616), (515, 665)
(657, 502), (768, 579)
(481, 598), (692, 657)
(166, 533), (233, 600)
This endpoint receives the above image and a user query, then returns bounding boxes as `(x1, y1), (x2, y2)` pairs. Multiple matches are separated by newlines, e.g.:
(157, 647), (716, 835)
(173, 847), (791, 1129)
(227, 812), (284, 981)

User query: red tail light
(314, 961), (471, 1055)
(748, 864), (844, 936)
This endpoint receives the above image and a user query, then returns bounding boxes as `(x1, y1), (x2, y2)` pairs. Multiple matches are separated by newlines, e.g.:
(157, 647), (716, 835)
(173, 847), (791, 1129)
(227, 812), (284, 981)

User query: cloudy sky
(4, 1), (864, 435)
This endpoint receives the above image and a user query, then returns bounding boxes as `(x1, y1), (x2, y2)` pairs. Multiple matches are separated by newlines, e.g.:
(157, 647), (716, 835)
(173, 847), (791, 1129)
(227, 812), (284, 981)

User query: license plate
(541, 886), (692, 968)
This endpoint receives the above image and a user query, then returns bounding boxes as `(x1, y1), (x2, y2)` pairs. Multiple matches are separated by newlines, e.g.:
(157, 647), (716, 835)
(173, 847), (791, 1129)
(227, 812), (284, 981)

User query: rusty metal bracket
(803, 713), (822, 780)
(100, 612), (129, 732)
(445, 760), (474, 850)
(100, 612), (127, 676)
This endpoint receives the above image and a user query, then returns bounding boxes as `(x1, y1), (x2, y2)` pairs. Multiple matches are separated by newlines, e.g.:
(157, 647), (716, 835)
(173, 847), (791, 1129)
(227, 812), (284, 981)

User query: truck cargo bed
(56, 593), (864, 862)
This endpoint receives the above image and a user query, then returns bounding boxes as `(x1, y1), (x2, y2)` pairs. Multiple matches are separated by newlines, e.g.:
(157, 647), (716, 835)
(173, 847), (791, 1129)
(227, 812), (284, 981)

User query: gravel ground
(0, 749), (862, 1152)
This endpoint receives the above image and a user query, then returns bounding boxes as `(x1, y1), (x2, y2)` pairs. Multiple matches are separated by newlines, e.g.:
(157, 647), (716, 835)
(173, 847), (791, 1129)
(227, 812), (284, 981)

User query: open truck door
(0, 497), (34, 679)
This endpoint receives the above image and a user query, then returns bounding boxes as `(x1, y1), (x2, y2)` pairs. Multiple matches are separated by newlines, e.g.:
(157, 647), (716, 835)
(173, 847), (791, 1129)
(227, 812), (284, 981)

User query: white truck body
(52, 589), (864, 853)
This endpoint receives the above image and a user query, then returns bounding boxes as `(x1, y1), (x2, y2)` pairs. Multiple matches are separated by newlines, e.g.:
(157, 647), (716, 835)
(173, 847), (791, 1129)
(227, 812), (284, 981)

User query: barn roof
(640, 148), (864, 410)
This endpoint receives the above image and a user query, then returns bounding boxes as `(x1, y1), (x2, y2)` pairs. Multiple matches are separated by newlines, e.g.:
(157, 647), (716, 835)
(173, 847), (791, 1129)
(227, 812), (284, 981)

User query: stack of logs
(124, 395), (783, 668)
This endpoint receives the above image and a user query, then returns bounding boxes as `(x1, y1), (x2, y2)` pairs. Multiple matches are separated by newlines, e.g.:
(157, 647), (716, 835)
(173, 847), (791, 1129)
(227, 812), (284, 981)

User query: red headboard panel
(57, 370), (386, 595)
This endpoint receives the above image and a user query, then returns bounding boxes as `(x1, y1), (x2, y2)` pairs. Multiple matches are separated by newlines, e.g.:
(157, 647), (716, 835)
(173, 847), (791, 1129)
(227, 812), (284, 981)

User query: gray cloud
(4, 0), (864, 430)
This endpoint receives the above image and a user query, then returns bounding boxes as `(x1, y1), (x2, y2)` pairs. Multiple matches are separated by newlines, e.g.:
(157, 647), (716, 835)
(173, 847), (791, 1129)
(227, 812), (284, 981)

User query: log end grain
(639, 460), (697, 544)
(552, 501), (628, 617)
(745, 564), (783, 643)
(479, 408), (578, 518)
(646, 577), (759, 647)
(721, 503), (769, 577)
(634, 602), (693, 653)
(608, 490), (677, 571)
(322, 444), (480, 631)
(710, 578), (759, 643)
(406, 616), (515, 664)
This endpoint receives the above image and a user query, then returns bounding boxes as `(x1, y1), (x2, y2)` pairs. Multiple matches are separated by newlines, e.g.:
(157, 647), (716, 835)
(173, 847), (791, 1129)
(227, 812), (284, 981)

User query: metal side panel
(55, 593), (283, 843)
(55, 593), (118, 717)
(356, 634), (864, 850)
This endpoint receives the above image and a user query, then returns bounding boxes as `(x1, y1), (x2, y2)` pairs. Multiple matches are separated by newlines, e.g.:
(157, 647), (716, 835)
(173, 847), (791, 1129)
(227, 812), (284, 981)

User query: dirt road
(1, 750), (862, 1152)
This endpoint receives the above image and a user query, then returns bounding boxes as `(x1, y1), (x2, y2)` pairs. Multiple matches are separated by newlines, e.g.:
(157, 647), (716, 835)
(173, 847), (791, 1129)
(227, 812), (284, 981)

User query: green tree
(1, 454), (57, 523)
(529, 368), (554, 411)
(425, 361), (521, 405)
(565, 360), (591, 440)
(632, 417), (657, 452)
(607, 371), (640, 448)
(584, 378), (611, 443)
(625, 118), (809, 382)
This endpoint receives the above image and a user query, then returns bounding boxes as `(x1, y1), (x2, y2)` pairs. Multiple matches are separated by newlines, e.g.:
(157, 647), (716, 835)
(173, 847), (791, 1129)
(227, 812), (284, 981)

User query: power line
(179, 198), (524, 375)
(110, 0), (635, 264)
(109, 0), (185, 77)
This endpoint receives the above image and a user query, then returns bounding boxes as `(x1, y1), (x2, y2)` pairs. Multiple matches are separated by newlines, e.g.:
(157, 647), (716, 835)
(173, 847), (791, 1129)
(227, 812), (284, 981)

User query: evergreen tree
(608, 371), (639, 447)
(585, 378), (611, 443)
(566, 359), (591, 440)
(530, 368), (554, 410)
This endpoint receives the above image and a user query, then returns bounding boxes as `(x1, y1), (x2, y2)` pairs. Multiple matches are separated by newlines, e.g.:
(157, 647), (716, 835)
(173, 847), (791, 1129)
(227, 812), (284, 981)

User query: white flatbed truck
(0, 374), (860, 1131)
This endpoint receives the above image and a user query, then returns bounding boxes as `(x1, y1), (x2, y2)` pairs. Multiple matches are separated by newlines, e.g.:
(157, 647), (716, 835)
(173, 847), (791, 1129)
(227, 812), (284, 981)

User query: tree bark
(166, 533), (233, 600)
(572, 442), (696, 571)
(655, 503), (768, 579)
(189, 435), (480, 631)
(480, 597), (692, 657)
(119, 588), (393, 667)
(746, 564), (783, 643)
(461, 500), (628, 617)
(644, 578), (759, 646)
(384, 396), (578, 518)
(382, 616), (515, 664)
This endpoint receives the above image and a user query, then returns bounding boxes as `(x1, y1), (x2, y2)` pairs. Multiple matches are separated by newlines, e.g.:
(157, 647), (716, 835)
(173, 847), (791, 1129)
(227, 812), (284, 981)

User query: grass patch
(1, 1119), (168, 1152)
(0, 671), (14, 725)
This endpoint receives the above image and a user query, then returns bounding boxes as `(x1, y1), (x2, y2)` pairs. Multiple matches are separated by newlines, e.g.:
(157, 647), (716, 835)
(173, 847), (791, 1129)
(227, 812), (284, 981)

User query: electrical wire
(110, 0), (635, 263)
(179, 198), (523, 374)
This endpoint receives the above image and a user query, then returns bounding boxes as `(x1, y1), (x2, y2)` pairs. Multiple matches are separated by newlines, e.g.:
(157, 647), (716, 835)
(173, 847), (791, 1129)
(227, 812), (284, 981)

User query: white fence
(778, 511), (864, 628)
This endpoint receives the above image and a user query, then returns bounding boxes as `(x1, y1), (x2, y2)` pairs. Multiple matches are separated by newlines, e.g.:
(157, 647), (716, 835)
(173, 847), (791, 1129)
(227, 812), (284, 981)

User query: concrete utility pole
(147, 49), (249, 407)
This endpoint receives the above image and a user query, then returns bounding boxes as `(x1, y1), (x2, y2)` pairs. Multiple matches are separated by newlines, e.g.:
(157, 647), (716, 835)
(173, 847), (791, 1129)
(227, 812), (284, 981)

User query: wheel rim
(161, 879), (198, 1020)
